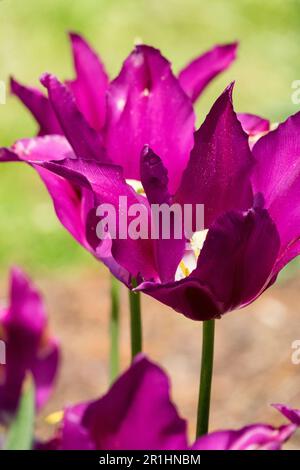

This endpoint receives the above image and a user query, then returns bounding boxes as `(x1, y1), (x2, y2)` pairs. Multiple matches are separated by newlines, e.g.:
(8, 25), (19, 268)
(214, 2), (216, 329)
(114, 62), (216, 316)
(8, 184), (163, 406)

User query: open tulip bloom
(1, 33), (300, 449)
(41, 355), (299, 451)
(1, 37), (297, 322)
(0, 267), (59, 423)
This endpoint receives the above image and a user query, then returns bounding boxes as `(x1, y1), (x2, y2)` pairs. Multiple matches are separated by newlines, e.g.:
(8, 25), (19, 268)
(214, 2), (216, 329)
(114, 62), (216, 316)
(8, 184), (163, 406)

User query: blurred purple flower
(0, 267), (59, 423)
(41, 355), (298, 450)
(1, 37), (296, 322)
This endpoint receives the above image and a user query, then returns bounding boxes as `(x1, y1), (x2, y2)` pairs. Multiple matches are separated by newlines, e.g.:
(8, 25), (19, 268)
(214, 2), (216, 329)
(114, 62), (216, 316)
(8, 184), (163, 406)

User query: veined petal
(178, 42), (238, 103)
(11, 78), (62, 136)
(67, 32), (109, 131)
(105, 45), (195, 193)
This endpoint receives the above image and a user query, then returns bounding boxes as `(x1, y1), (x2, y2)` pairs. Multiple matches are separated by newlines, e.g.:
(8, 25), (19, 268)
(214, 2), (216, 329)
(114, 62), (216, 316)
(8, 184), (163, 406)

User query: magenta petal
(10, 78), (62, 136)
(252, 111), (300, 273)
(192, 423), (295, 450)
(10, 135), (75, 162)
(238, 112), (270, 136)
(105, 45), (195, 193)
(0, 136), (87, 247)
(272, 404), (300, 426)
(140, 146), (185, 282)
(67, 33), (109, 131)
(0, 268), (59, 420)
(178, 42), (238, 102)
(60, 404), (94, 450)
(41, 74), (107, 162)
(139, 207), (280, 321)
(35, 166), (88, 246)
(82, 355), (187, 450)
(176, 84), (254, 228)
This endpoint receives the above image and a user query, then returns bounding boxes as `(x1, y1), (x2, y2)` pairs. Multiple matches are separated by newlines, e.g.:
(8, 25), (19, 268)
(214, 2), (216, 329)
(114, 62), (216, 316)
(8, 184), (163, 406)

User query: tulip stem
(196, 319), (215, 438)
(109, 275), (120, 383)
(129, 279), (142, 360)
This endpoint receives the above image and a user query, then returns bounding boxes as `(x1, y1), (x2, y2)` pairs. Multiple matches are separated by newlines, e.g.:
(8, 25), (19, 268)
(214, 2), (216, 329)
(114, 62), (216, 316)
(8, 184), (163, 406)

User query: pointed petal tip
(10, 77), (27, 97)
(68, 31), (89, 47)
(40, 73), (58, 89)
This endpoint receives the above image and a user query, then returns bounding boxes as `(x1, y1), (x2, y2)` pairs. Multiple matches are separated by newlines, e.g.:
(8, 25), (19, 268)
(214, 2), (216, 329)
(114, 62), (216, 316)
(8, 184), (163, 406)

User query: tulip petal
(139, 207), (280, 320)
(41, 74), (107, 162)
(272, 404), (300, 426)
(176, 84), (254, 228)
(82, 355), (187, 450)
(192, 423), (296, 450)
(178, 42), (238, 103)
(140, 146), (186, 282)
(105, 45), (195, 193)
(67, 33), (109, 131)
(11, 78), (62, 136)
(252, 111), (300, 273)
(38, 158), (158, 282)
(0, 268), (59, 420)
(238, 112), (270, 137)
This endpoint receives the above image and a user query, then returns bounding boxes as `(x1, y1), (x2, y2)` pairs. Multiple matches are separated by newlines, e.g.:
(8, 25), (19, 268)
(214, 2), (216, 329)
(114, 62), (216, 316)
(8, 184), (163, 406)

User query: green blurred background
(1, 0), (300, 276)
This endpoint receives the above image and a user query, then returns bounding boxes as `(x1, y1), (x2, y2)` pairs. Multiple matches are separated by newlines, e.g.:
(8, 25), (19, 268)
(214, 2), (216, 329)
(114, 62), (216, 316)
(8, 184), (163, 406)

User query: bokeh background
(0, 0), (300, 447)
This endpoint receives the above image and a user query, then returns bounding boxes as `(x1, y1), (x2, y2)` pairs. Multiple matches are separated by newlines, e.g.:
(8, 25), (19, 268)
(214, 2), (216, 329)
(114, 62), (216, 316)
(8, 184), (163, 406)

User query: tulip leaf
(4, 374), (35, 450)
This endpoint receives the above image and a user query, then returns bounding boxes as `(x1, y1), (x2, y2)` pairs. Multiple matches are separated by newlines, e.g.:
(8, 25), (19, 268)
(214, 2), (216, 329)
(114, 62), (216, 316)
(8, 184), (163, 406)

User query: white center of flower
(175, 229), (208, 281)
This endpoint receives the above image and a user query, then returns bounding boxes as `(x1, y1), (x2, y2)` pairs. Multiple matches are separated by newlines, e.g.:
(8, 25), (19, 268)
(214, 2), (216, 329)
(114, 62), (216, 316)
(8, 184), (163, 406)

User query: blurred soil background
(0, 0), (300, 449)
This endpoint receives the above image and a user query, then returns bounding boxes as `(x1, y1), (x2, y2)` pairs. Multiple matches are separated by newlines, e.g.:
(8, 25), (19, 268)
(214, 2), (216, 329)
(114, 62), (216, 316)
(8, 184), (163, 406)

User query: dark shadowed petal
(176, 84), (254, 229)
(272, 404), (300, 426)
(238, 112), (270, 136)
(140, 146), (186, 282)
(11, 78), (62, 136)
(82, 355), (188, 450)
(105, 45), (195, 192)
(252, 111), (300, 273)
(0, 268), (59, 420)
(138, 207), (280, 321)
(67, 33), (109, 131)
(192, 423), (296, 450)
(178, 42), (238, 103)
(41, 74), (107, 162)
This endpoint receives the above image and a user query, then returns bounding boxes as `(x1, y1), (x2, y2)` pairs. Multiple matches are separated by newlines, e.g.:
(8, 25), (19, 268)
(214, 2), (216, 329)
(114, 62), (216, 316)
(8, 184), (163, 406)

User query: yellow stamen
(45, 410), (64, 425)
(179, 261), (190, 277)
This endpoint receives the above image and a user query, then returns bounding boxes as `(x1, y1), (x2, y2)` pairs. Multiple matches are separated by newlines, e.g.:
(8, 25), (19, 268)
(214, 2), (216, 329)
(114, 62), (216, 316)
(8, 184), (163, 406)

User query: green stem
(109, 275), (120, 383)
(196, 319), (215, 438)
(129, 280), (142, 360)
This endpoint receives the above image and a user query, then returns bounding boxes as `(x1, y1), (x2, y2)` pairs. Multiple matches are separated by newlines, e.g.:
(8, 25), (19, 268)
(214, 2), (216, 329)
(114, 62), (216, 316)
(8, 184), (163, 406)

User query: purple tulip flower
(0, 267), (59, 422)
(1, 38), (295, 322)
(41, 355), (298, 450)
